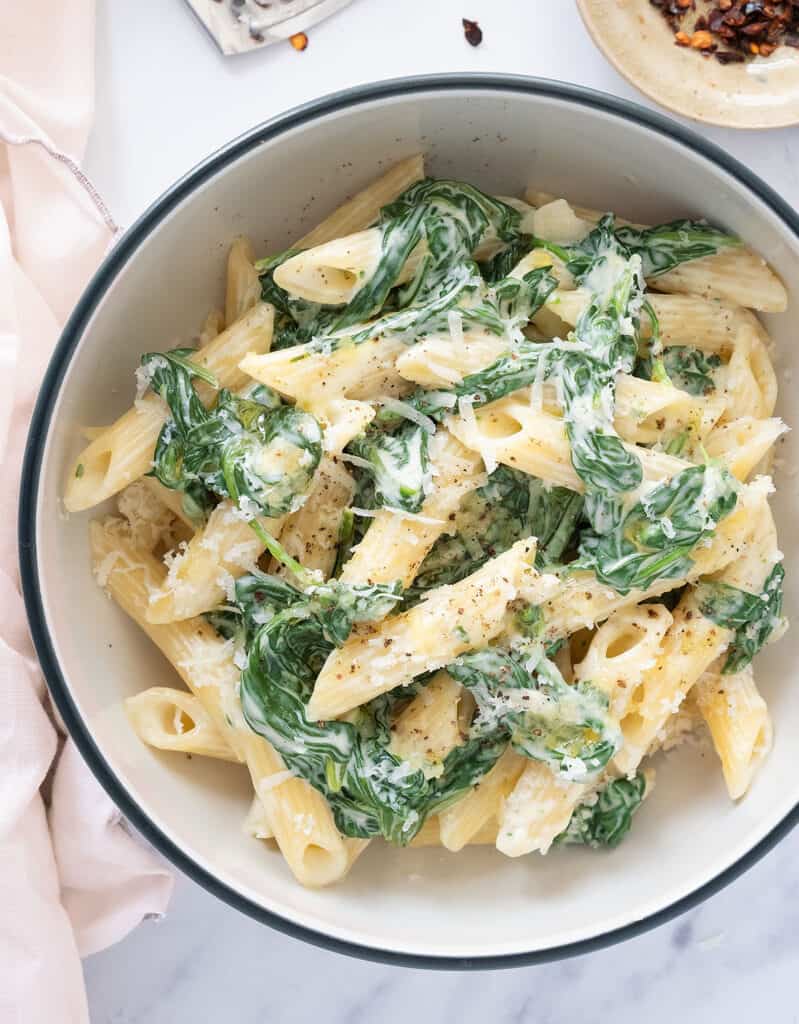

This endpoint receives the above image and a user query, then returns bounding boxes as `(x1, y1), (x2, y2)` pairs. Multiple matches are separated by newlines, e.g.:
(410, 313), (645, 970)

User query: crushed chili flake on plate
(462, 18), (483, 46)
(289, 31), (308, 51)
(651, 0), (799, 63)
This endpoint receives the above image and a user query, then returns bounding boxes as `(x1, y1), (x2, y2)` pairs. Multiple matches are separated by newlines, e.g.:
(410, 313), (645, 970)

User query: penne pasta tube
(146, 396), (368, 624)
(400, 335), (725, 446)
(275, 229), (425, 306)
(225, 236), (262, 327)
(447, 395), (692, 492)
(389, 671), (464, 771)
(65, 302), (275, 512)
(495, 603), (673, 857)
(239, 333), (409, 411)
(307, 539), (560, 721)
(695, 664), (772, 800)
(294, 154), (425, 249)
(536, 477), (770, 643)
(613, 592), (732, 776)
(616, 496), (778, 776)
(715, 323), (778, 420)
(125, 686), (237, 761)
(199, 308), (225, 348)
(496, 760), (587, 858)
(146, 502), (285, 623)
(273, 457), (355, 579)
(439, 747), (525, 853)
(408, 815), (499, 848)
(704, 416), (787, 482)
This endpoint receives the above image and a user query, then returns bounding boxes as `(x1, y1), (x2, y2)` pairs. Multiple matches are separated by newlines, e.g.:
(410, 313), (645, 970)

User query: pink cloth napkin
(0, 5), (174, 1021)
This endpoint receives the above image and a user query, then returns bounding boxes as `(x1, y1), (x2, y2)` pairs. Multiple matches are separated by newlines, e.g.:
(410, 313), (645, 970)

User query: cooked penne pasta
(400, 335), (725, 446)
(389, 671), (464, 771)
(146, 502), (285, 623)
(125, 686), (237, 761)
(496, 604), (673, 856)
(199, 308), (225, 348)
(225, 236), (262, 327)
(447, 395), (693, 491)
(240, 334), (409, 411)
(695, 665), (773, 799)
(497, 761), (587, 858)
(440, 747), (525, 853)
(74, 172), (788, 888)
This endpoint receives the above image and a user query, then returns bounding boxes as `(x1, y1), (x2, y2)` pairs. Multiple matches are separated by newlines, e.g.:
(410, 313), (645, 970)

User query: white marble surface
(83, 0), (799, 1018)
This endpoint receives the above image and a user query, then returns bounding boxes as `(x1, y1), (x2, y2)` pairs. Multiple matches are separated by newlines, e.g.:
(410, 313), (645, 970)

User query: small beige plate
(578, 0), (799, 129)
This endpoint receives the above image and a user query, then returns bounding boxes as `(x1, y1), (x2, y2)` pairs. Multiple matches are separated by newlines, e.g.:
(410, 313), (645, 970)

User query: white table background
(84, 1), (799, 1019)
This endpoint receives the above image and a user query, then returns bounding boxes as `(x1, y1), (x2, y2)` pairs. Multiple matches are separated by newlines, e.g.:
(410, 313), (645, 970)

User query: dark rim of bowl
(19, 73), (799, 970)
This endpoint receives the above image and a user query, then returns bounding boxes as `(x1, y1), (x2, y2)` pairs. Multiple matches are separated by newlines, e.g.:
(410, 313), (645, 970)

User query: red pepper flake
(650, 0), (799, 63)
(462, 18), (483, 47)
(289, 32), (308, 51)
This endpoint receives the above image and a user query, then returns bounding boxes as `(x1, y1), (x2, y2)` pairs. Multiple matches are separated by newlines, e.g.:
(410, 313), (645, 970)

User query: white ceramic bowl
(20, 75), (799, 967)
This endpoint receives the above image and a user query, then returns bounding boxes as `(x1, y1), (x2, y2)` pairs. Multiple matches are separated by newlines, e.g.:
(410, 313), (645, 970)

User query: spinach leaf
(141, 348), (323, 520)
(550, 223), (645, 495)
(347, 422), (430, 513)
(615, 220), (741, 278)
(664, 346), (721, 396)
(695, 563), (785, 674)
(256, 250), (331, 351)
(534, 215), (739, 281)
(532, 213), (619, 281)
(577, 465), (738, 595)
(557, 773), (647, 848)
(448, 644), (621, 781)
(405, 468), (583, 603)
(332, 507), (355, 578)
(479, 235), (535, 283)
(636, 345), (721, 396)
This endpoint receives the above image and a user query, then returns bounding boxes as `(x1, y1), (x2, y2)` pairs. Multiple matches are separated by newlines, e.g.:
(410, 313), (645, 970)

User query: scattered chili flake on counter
(650, 0), (799, 63)
(289, 31), (308, 51)
(462, 18), (483, 46)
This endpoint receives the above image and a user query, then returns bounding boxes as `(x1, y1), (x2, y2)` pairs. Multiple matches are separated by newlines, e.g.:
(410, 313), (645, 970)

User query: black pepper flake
(462, 17), (483, 47)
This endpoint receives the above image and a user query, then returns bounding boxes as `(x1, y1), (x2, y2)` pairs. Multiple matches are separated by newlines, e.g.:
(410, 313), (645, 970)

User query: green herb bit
(75, 463), (85, 479)
(333, 508), (355, 578)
